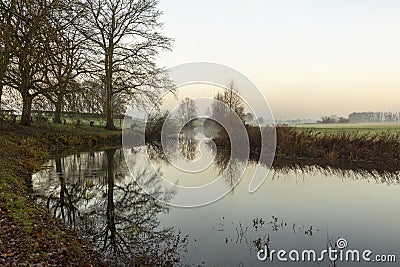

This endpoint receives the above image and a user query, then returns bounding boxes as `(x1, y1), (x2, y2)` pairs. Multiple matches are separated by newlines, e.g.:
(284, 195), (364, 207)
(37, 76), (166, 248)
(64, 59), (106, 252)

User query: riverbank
(276, 126), (400, 163)
(0, 123), (122, 266)
(215, 125), (400, 164)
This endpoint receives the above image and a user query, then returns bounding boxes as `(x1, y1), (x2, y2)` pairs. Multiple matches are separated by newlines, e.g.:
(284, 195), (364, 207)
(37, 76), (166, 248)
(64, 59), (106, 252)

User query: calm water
(32, 142), (400, 266)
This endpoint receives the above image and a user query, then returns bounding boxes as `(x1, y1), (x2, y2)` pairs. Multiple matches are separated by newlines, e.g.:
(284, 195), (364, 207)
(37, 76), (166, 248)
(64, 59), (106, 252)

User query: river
(32, 138), (400, 266)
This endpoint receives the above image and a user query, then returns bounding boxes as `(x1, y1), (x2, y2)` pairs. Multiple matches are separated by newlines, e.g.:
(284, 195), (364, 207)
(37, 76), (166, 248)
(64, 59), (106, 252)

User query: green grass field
(10, 115), (125, 129)
(294, 123), (400, 136)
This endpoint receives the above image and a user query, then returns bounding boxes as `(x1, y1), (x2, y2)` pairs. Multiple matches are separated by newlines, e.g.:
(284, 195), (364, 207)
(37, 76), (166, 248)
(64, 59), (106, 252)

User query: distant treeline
(317, 112), (400, 124)
(348, 112), (400, 123)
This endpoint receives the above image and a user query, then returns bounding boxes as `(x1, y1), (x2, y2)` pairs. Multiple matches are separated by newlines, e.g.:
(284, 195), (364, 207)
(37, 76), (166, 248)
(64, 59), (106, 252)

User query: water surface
(32, 144), (400, 266)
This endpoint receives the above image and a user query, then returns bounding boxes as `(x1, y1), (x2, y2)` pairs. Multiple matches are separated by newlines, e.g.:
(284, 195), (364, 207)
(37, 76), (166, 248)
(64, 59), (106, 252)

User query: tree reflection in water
(34, 149), (188, 266)
(214, 150), (246, 189)
(33, 134), (400, 266)
(179, 133), (198, 161)
(159, 123), (201, 162)
(215, 149), (400, 186)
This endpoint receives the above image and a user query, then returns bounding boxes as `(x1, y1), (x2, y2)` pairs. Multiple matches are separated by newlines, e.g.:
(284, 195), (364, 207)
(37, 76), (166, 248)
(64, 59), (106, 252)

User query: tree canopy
(0, 0), (173, 128)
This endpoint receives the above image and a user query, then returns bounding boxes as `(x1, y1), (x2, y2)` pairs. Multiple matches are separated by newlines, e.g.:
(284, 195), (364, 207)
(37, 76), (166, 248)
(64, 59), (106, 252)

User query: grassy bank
(0, 123), (122, 266)
(276, 126), (400, 163)
(215, 125), (400, 165)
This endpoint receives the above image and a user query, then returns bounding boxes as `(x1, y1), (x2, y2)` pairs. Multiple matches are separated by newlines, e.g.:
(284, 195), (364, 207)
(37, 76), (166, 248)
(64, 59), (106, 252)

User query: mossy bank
(0, 123), (122, 266)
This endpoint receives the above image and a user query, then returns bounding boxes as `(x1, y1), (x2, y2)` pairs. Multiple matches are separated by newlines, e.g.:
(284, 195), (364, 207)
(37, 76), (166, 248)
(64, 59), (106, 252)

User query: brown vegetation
(275, 127), (400, 164)
(215, 125), (400, 164)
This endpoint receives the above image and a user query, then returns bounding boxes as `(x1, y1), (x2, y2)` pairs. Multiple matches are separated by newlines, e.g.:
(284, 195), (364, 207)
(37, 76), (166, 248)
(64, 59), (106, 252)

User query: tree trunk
(105, 149), (117, 249)
(55, 157), (66, 221)
(0, 83), (3, 112)
(105, 46), (116, 130)
(105, 89), (115, 130)
(21, 92), (33, 126)
(54, 95), (63, 124)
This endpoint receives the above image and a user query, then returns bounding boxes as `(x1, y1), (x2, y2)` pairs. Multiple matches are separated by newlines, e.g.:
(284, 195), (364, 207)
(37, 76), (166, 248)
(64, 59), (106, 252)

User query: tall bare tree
(175, 97), (198, 126)
(64, 80), (102, 114)
(1, 0), (61, 125)
(0, 0), (14, 111)
(75, 0), (174, 130)
(211, 80), (246, 122)
(43, 18), (88, 123)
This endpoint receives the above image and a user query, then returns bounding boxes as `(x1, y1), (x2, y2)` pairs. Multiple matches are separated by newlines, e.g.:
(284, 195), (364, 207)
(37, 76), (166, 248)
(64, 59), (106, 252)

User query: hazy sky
(157, 0), (400, 120)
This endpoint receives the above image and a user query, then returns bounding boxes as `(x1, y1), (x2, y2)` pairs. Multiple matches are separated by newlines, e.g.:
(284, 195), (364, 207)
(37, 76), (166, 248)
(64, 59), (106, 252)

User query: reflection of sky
(33, 149), (400, 266)
(159, 165), (400, 266)
(158, 0), (400, 120)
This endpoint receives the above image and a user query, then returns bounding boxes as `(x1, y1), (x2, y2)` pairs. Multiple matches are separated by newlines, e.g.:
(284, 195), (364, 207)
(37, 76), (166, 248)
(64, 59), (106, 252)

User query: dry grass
(215, 125), (400, 164)
(275, 127), (400, 163)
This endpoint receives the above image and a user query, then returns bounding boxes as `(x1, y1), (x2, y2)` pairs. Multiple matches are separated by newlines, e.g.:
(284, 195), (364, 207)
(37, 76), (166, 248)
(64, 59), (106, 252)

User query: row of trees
(0, 0), (173, 129)
(318, 115), (349, 124)
(318, 112), (400, 124)
(349, 112), (400, 123)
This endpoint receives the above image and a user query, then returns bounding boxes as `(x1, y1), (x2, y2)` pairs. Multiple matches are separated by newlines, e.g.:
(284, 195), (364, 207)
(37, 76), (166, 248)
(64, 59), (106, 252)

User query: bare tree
(75, 0), (174, 130)
(175, 97), (198, 126)
(43, 10), (89, 124)
(61, 80), (103, 114)
(0, 0), (13, 111)
(211, 80), (246, 122)
(1, 0), (62, 125)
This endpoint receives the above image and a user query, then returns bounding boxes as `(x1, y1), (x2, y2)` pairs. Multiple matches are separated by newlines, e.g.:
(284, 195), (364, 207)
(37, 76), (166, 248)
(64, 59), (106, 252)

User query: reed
(215, 125), (400, 164)
(275, 126), (400, 163)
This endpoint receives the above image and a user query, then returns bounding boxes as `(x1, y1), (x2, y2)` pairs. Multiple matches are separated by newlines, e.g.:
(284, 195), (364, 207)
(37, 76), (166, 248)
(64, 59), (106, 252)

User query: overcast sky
(157, 0), (400, 120)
